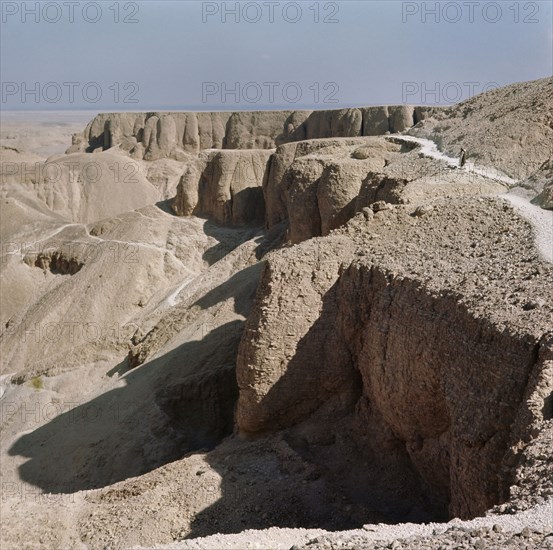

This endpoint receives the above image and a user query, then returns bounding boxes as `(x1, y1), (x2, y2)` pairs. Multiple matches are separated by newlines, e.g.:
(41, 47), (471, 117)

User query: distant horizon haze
(1, 1), (552, 110)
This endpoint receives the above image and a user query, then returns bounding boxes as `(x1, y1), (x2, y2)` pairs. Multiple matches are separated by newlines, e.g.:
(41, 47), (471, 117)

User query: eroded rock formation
(2, 78), (552, 549)
(68, 106), (423, 161)
(236, 197), (553, 520)
(172, 149), (272, 225)
(263, 136), (506, 243)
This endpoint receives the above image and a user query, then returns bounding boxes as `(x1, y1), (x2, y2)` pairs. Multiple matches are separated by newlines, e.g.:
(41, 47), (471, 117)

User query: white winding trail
(395, 135), (553, 264)
(36, 223), (82, 242)
(4, 222), (192, 271)
(501, 193), (553, 263)
(165, 275), (196, 307)
(396, 135), (517, 185)
(3, 223), (82, 258)
(0, 373), (16, 400)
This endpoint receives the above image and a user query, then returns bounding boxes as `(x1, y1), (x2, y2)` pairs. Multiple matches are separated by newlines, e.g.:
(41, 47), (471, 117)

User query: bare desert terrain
(1, 78), (552, 549)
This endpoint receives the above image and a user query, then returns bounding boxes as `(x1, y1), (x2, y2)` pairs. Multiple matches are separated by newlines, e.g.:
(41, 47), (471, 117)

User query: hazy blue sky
(1, 0), (552, 110)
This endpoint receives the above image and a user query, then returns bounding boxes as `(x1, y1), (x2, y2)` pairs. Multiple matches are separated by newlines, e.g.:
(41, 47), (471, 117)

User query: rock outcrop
(69, 111), (284, 159)
(69, 112), (234, 158)
(172, 149), (272, 225)
(530, 159), (553, 210)
(2, 78), (553, 550)
(535, 182), (553, 210)
(277, 106), (420, 144)
(263, 136), (507, 244)
(263, 137), (401, 243)
(224, 111), (294, 149)
(237, 197), (553, 520)
(68, 106), (422, 161)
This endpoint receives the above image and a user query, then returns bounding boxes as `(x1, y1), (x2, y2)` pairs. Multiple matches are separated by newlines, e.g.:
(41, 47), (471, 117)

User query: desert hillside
(0, 78), (552, 550)
(409, 77), (553, 194)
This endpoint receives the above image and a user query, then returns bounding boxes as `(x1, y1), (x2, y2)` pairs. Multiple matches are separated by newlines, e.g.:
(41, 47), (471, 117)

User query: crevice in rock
(237, 257), (548, 525)
(156, 365), (239, 453)
(27, 250), (84, 275)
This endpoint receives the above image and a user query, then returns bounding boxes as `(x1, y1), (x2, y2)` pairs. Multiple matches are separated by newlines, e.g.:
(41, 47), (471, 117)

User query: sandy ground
(1, 111), (97, 158)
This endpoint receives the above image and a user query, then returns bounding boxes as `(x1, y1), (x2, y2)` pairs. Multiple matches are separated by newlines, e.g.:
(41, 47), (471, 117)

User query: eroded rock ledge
(68, 106), (432, 160)
(236, 197), (553, 520)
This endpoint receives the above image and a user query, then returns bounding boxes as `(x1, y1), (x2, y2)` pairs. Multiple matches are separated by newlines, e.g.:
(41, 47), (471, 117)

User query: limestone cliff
(171, 149), (272, 225)
(263, 136), (506, 243)
(68, 106), (423, 161)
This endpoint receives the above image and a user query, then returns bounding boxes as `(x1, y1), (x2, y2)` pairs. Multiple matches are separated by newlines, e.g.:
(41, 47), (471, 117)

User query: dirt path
(396, 135), (517, 185)
(501, 193), (553, 263)
(395, 135), (552, 264)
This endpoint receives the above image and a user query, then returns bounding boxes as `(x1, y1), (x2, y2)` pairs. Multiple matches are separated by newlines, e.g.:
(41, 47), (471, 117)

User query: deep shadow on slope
(201, 219), (284, 266)
(9, 322), (241, 493)
(7, 252), (265, 494)
(231, 261), (544, 523)
(187, 278), (440, 539)
(127, 263), (265, 369)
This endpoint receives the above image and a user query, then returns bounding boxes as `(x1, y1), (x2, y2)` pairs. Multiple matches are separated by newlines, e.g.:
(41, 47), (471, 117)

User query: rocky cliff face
(68, 106), (422, 161)
(171, 149), (272, 225)
(237, 197), (553, 520)
(262, 136), (506, 244)
(69, 112), (233, 158)
(263, 138), (401, 242)
(2, 79), (552, 549)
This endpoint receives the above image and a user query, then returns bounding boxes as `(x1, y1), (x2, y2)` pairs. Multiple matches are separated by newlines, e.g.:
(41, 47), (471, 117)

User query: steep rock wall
(69, 106), (422, 161)
(172, 149), (272, 225)
(236, 198), (553, 520)
(337, 262), (540, 518)
(263, 137), (407, 243)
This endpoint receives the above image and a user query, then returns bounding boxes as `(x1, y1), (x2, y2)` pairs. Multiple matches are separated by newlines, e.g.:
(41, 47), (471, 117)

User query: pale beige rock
(362, 106), (390, 135)
(225, 111), (292, 149)
(72, 106), (422, 161)
(528, 159), (553, 209)
(183, 113), (200, 153)
(158, 115), (178, 153)
(535, 182), (553, 209)
(14, 151), (160, 223)
(304, 108), (363, 139)
(317, 160), (375, 235)
(264, 136), (500, 243)
(410, 76), (553, 183)
(172, 149), (272, 225)
(172, 160), (203, 217)
(143, 115), (161, 160)
(146, 158), (194, 200)
(2, 79), (553, 550)
(388, 105), (415, 133)
(277, 110), (312, 144)
(264, 137), (393, 238)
